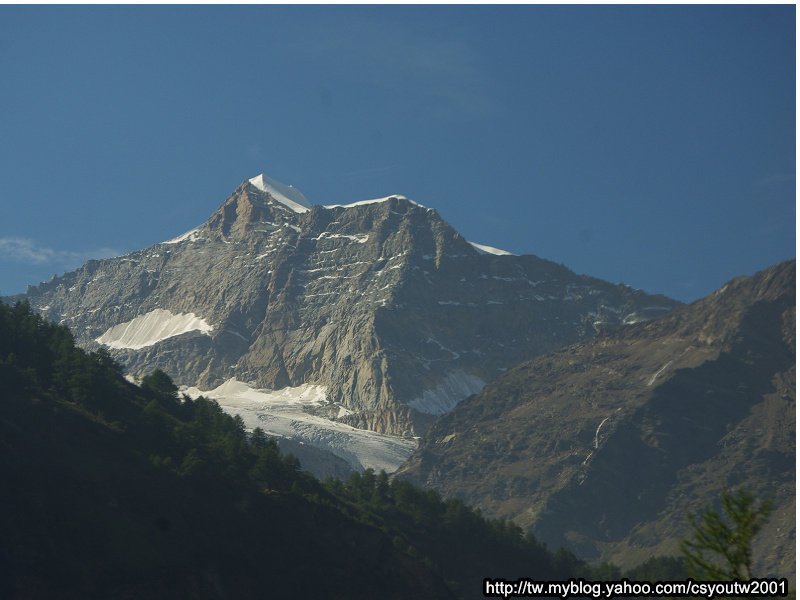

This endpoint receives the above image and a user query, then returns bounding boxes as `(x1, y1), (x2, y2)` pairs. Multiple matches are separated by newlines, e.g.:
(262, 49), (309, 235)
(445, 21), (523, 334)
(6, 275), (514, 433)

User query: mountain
(17, 173), (678, 471)
(398, 260), (795, 576)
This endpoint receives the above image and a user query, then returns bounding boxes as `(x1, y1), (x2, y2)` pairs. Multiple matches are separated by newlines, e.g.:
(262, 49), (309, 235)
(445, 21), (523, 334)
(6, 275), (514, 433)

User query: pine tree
(681, 489), (772, 580)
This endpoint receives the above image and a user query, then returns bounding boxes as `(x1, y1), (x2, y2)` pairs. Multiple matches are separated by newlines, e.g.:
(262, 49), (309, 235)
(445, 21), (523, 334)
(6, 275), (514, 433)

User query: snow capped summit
(248, 173), (312, 214)
(247, 172), (430, 215)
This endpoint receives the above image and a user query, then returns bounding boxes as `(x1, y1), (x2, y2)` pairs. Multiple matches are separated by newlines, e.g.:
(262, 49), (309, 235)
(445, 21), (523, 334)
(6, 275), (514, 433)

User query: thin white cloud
(0, 237), (119, 267)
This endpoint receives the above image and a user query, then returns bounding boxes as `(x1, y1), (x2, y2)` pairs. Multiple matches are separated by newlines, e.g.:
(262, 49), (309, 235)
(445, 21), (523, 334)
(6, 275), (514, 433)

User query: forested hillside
(0, 300), (612, 599)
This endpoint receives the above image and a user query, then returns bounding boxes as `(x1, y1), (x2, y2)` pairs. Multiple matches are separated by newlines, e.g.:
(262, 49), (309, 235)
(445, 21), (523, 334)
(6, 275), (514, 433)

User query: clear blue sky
(0, 5), (794, 301)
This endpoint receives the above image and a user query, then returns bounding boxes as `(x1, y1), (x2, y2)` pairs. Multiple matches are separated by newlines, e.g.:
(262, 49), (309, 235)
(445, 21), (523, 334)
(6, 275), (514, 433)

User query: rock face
(19, 174), (678, 436)
(398, 261), (795, 576)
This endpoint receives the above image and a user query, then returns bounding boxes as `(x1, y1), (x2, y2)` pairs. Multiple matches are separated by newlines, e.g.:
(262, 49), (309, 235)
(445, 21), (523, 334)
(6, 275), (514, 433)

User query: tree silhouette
(141, 369), (178, 398)
(681, 489), (772, 580)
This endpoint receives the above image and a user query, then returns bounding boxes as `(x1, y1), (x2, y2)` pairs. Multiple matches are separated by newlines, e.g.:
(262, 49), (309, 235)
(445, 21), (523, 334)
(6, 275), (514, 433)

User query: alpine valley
(15, 173), (678, 473)
(5, 172), (794, 581)
(398, 260), (795, 576)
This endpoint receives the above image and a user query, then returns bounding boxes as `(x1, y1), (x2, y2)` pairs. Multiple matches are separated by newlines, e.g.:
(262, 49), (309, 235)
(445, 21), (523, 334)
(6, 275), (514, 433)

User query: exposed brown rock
(398, 260), (795, 577)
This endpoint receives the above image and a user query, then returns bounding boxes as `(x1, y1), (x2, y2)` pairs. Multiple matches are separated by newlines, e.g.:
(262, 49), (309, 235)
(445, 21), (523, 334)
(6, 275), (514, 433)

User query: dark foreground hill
(0, 300), (599, 599)
(399, 260), (795, 577)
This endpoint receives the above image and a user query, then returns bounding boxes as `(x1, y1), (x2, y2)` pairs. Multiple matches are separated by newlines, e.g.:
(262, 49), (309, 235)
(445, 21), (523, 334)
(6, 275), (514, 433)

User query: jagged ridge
(21, 174), (680, 439)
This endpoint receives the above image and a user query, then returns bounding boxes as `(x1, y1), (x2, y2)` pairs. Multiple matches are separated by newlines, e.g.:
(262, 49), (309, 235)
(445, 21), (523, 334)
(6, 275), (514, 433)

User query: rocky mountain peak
(204, 179), (304, 239)
(17, 174), (681, 468)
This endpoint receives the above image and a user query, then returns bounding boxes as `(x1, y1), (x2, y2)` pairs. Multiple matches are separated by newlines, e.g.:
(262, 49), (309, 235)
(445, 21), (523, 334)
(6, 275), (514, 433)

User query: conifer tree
(681, 489), (772, 580)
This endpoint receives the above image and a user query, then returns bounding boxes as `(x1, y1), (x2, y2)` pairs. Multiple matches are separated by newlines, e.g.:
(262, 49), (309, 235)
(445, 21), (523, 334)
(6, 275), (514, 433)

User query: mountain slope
(0, 300), (599, 599)
(18, 174), (678, 448)
(398, 260), (795, 576)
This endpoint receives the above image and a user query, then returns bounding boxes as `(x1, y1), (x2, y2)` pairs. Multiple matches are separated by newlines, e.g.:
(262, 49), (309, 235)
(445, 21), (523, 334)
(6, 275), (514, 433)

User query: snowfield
(183, 378), (417, 473)
(96, 309), (213, 350)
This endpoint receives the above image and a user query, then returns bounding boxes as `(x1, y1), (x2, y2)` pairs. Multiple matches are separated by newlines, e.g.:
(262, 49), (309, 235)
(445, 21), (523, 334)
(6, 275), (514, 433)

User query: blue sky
(0, 5), (794, 301)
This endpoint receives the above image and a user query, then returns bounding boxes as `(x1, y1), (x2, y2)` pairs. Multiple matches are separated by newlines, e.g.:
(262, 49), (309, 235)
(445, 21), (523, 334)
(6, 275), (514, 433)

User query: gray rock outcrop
(20, 175), (679, 435)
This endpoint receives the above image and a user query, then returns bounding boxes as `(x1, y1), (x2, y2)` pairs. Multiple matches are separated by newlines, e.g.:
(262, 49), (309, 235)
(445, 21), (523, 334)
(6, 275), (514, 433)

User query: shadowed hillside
(399, 260), (795, 577)
(0, 300), (601, 599)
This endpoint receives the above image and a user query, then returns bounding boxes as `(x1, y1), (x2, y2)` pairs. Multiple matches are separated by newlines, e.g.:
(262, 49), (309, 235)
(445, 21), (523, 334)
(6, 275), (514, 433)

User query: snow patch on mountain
(623, 313), (646, 325)
(647, 360), (673, 386)
(312, 232), (370, 244)
(406, 371), (486, 415)
(248, 173), (311, 214)
(468, 241), (516, 256)
(324, 195), (426, 209)
(96, 308), (213, 350)
(184, 378), (417, 473)
(163, 227), (202, 245)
